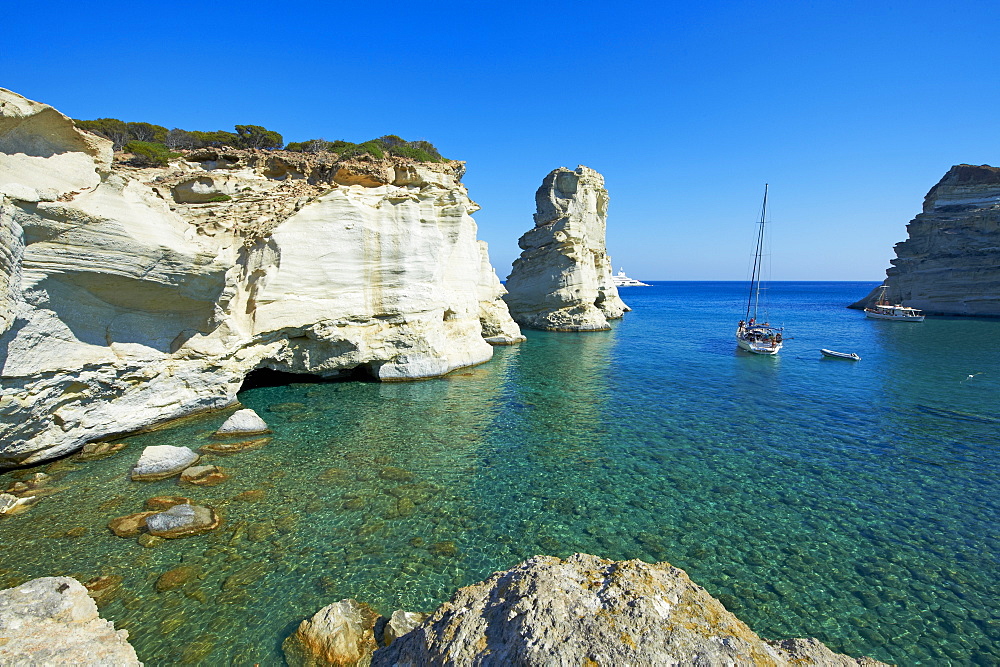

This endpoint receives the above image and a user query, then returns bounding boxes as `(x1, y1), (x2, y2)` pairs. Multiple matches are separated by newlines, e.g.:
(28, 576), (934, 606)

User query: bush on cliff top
(122, 141), (183, 167)
(75, 116), (445, 162)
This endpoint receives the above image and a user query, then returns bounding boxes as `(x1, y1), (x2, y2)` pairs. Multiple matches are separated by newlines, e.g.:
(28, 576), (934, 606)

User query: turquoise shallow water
(1, 281), (998, 664)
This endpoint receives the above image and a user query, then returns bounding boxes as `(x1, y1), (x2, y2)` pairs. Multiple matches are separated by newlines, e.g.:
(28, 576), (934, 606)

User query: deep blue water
(1, 281), (997, 664)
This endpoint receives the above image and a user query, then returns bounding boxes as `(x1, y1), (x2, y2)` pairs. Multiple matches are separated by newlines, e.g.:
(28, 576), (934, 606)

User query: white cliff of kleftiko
(0, 88), (523, 466)
(851, 164), (1000, 316)
(503, 165), (629, 331)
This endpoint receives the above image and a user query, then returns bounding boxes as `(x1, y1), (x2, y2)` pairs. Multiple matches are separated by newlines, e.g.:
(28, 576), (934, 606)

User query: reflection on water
(0, 283), (997, 665)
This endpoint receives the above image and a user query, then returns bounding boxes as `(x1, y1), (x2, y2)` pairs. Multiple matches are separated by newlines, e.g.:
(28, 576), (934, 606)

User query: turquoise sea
(1, 281), (997, 665)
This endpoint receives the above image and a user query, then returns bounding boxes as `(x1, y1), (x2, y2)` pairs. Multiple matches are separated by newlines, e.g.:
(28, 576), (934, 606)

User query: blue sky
(4, 0), (997, 280)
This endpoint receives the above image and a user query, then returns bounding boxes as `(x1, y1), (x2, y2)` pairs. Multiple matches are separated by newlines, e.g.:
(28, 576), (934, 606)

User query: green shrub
(206, 194), (232, 202)
(388, 144), (441, 162)
(123, 141), (182, 167)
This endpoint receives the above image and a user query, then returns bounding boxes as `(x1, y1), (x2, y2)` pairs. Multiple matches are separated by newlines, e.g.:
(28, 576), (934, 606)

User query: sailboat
(736, 184), (784, 355)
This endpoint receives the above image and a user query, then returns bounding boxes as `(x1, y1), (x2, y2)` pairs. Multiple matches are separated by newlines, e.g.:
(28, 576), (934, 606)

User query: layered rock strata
(504, 165), (629, 330)
(0, 88), (523, 466)
(851, 164), (1000, 315)
(0, 577), (140, 665)
(291, 554), (883, 666)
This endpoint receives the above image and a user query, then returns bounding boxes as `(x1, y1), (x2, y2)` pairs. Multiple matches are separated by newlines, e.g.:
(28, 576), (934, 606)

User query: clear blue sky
(4, 0), (997, 280)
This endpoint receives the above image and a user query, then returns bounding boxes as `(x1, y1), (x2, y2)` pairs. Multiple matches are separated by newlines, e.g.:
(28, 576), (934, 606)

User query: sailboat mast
(745, 184), (768, 322)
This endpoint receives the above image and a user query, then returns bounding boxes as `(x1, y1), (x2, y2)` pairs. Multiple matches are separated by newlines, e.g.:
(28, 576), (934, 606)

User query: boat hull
(820, 349), (860, 360)
(736, 334), (782, 355)
(865, 311), (924, 322)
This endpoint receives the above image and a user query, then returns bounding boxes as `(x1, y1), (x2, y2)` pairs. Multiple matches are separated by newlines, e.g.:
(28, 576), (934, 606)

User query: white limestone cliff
(851, 164), (1000, 315)
(503, 165), (629, 330)
(0, 88), (522, 466)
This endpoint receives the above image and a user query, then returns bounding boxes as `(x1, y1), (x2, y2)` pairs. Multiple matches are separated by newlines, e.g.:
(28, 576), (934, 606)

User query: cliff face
(0, 88), (522, 466)
(503, 166), (629, 331)
(851, 164), (1000, 315)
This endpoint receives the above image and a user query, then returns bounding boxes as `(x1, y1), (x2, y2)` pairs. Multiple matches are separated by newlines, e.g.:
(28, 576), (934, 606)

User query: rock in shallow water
(146, 503), (220, 538)
(214, 409), (270, 436)
(131, 445), (199, 481)
(0, 576), (140, 665)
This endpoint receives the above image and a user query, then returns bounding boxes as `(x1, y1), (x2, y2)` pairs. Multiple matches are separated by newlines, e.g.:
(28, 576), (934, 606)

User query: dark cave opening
(237, 367), (373, 393)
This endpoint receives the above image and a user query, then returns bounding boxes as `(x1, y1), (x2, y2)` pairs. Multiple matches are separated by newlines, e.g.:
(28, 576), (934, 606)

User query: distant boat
(611, 268), (650, 287)
(864, 286), (925, 321)
(736, 184), (784, 355)
(821, 349), (861, 360)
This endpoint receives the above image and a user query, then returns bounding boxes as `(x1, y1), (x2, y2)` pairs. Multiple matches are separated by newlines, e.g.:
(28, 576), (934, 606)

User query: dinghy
(820, 349), (860, 361)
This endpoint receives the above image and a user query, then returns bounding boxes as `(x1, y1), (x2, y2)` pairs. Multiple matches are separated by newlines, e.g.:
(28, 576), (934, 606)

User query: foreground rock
(283, 598), (380, 666)
(0, 577), (140, 665)
(504, 166), (629, 330)
(130, 445), (199, 481)
(851, 163), (1000, 315)
(374, 554), (885, 666)
(214, 408), (269, 436)
(0, 88), (523, 467)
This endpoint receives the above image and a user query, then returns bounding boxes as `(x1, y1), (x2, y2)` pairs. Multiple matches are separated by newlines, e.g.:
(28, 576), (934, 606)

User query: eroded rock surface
(0, 88), (522, 466)
(504, 165), (629, 330)
(0, 576), (140, 665)
(283, 598), (380, 666)
(851, 164), (1000, 315)
(374, 554), (885, 666)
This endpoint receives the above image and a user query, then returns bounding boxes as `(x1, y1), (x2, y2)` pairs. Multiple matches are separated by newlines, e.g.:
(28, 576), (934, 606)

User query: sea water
(0, 282), (997, 665)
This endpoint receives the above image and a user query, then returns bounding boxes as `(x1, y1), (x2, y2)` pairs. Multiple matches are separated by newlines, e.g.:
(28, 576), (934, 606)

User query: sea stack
(0, 88), (522, 467)
(851, 164), (1000, 315)
(503, 165), (629, 330)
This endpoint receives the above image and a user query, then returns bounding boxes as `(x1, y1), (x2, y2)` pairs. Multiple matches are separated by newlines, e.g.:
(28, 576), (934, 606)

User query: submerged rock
(0, 492), (36, 515)
(504, 165), (629, 331)
(180, 464), (227, 486)
(0, 577), (140, 665)
(214, 409), (270, 436)
(383, 610), (429, 648)
(200, 437), (271, 456)
(107, 511), (157, 538)
(283, 598), (380, 667)
(145, 503), (220, 538)
(373, 553), (886, 666)
(131, 445), (199, 481)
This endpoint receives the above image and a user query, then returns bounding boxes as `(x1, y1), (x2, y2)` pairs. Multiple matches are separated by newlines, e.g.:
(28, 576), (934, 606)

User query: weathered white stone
(373, 554), (885, 666)
(0, 89), (523, 466)
(215, 408), (269, 435)
(504, 165), (629, 330)
(131, 445), (199, 481)
(0, 576), (140, 665)
(851, 164), (1000, 316)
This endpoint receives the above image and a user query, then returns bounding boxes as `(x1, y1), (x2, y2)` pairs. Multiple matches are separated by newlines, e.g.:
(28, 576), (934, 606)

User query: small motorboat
(821, 349), (860, 361)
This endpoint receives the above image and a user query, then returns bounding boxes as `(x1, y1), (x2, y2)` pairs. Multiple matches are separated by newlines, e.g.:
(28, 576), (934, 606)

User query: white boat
(821, 349), (861, 360)
(611, 268), (650, 287)
(736, 184), (784, 355)
(864, 286), (924, 321)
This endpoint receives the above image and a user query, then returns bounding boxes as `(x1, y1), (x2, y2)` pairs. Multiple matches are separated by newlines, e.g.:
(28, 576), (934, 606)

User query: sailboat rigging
(736, 184), (784, 355)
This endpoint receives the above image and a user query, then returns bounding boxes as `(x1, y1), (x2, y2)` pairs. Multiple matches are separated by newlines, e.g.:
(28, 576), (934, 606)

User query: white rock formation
(0, 577), (140, 665)
(504, 165), (629, 330)
(851, 164), (1000, 315)
(214, 408), (269, 436)
(0, 88), (523, 466)
(131, 445), (199, 481)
